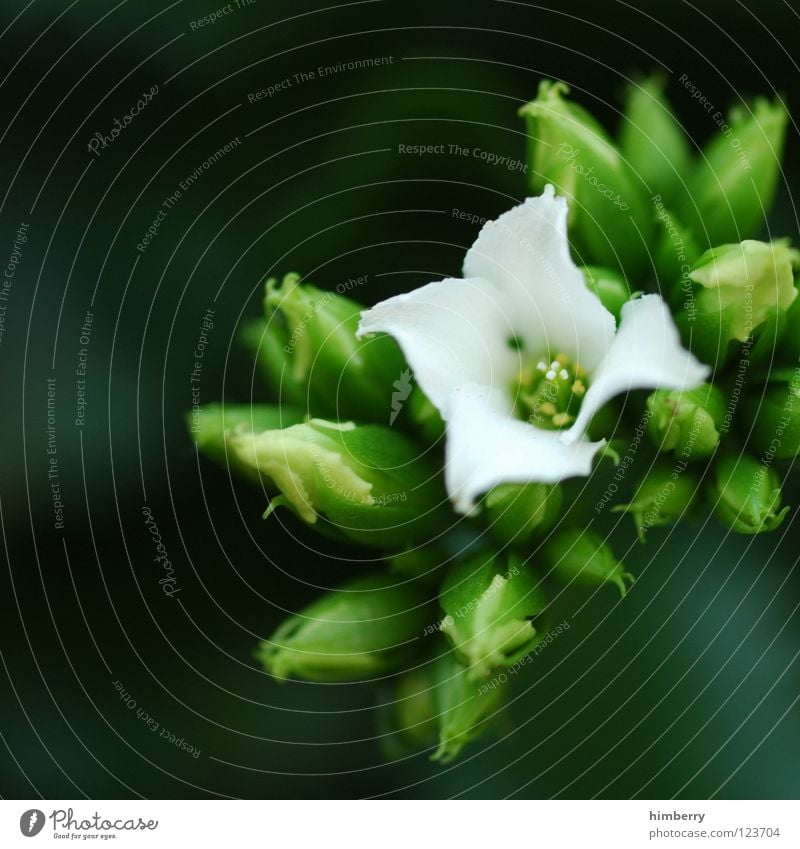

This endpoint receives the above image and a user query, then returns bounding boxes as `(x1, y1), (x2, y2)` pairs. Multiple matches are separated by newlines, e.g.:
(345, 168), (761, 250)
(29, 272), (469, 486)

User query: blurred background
(0, 0), (799, 799)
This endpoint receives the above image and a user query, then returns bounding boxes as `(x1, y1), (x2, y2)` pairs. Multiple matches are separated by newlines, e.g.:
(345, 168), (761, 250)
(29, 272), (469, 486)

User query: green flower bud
(619, 74), (693, 208)
(653, 202), (701, 288)
(612, 463), (699, 542)
(377, 665), (439, 759)
(439, 553), (548, 678)
(519, 80), (654, 277)
(679, 240), (798, 368)
(240, 318), (307, 407)
(229, 418), (448, 549)
(257, 573), (436, 682)
(709, 453), (789, 534)
(262, 273), (406, 421)
(432, 652), (506, 763)
(543, 529), (633, 596)
(742, 374), (800, 460)
(580, 265), (631, 321)
(646, 383), (726, 460)
(768, 279), (800, 366)
(188, 403), (305, 481)
(679, 97), (788, 247)
(484, 482), (563, 548)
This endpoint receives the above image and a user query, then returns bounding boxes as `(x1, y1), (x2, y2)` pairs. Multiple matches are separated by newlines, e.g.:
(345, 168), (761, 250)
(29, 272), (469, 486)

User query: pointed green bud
(432, 651), (506, 763)
(773, 282), (800, 365)
(484, 482), (563, 548)
(256, 573), (435, 682)
(377, 665), (440, 759)
(646, 383), (726, 460)
(653, 201), (701, 287)
(579, 265), (631, 321)
(439, 553), (548, 678)
(709, 453), (789, 534)
(612, 463), (699, 542)
(679, 97), (788, 246)
(240, 318), (307, 407)
(679, 240), (798, 368)
(543, 529), (633, 596)
(743, 374), (800, 460)
(388, 545), (446, 581)
(261, 273), (406, 421)
(619, 74), (693, 208)
(519, 80), (654, 277)
(188, 403), (305, 481)
(229, 418), (448, 549)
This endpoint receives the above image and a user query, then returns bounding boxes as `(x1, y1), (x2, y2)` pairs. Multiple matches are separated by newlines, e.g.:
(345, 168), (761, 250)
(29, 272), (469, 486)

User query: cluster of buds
(188, 75), (797, 763)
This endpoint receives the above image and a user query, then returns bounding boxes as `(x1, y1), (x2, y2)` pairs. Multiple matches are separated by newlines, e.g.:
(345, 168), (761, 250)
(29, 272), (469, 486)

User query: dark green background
(1, 0), (798, 798)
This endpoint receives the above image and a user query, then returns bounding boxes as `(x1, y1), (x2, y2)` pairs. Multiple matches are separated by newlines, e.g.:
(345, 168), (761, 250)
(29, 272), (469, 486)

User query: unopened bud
(261, 273), (406, 421)
(646, 383), (726, 460)
(439, 553), (548, 678)
(708, 453), (789, 534)
(619, 74), (693, 209)
(432, 651), (506, 763)
(484, 483), (563, 548)
(519, 80), (654, 277)
(679, 97), (788, 247)
(580, 266), (631, 321)
(256, 573), (436, 682)
(742, 373), (800, 460)
(543, 529), (633, 596)
(612, 463), (699, 542)
(188, 403), (304, 481)
(230, 418), (448, 549)
(679, 239), (798, 367)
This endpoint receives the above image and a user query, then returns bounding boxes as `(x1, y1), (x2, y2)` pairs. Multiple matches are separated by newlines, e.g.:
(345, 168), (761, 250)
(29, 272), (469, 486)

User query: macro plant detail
(191, 74), (798, 763)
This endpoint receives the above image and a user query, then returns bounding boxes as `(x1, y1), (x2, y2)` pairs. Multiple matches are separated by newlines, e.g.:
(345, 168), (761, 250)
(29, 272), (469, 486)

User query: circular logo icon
(19, 809), (45, 837)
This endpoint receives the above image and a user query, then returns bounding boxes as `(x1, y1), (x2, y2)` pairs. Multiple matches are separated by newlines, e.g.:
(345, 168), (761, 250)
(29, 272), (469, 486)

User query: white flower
(358, 187), (709, 513)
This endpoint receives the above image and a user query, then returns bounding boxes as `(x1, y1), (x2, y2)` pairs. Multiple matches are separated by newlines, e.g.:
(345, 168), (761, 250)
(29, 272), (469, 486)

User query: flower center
(513, 352), (587, 429)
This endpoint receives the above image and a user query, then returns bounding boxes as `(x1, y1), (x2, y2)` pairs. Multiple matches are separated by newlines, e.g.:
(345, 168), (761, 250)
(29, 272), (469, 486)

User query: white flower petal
(565, 294), (710, 441)
(444, 383), (604, 513)
(463, 186), (616, 371)
(357, 277), (519, 418)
